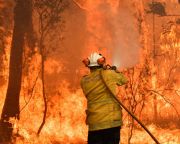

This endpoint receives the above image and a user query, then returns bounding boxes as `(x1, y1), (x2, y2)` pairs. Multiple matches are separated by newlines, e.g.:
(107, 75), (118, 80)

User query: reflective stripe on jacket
(81, 68), (127, 131)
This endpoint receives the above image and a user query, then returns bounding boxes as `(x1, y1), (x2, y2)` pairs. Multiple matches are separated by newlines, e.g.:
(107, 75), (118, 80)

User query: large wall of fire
(0, 0), (180, 143)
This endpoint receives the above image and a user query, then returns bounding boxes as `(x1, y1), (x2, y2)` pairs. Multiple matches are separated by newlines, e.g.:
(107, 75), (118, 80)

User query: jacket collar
(90, 68), (103, 73)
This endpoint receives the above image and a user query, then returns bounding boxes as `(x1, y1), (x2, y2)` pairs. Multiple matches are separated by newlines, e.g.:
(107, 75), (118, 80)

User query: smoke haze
(82, 0), (140, 68)
(43, 0), (142, 88)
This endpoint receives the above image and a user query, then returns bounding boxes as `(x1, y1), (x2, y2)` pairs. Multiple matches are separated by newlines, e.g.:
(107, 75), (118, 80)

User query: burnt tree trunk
(0, 0), (32, 142)
(152, 0), (158, 124)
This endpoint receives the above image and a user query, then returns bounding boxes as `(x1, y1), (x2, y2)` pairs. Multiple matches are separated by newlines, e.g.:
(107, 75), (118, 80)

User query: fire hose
(100, 66), (160, 144)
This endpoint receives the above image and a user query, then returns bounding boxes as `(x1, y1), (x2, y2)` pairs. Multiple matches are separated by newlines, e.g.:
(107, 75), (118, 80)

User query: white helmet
(82, 52), (106, 67)
(89, 52), (105, 67)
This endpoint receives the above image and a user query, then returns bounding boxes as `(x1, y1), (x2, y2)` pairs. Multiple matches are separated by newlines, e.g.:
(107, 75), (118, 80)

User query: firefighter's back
(81, 68), (123, 131)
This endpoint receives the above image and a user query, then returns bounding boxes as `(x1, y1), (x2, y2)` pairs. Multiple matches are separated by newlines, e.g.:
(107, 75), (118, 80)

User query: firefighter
(81, 52), (127, 144)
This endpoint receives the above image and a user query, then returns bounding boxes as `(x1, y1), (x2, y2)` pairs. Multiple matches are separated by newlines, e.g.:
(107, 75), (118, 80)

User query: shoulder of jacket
(102, 69), (123, 79)
(81, 75), (88, 80)
(81, 75), (87, 86)
(101, 69), (116, 74)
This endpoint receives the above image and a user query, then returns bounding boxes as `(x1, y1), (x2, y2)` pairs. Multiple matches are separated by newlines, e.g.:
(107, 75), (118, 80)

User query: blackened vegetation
(176, 19), (180, 24)
(34, 0), (68, 135)
(0, 0), (14, 87)
(0, 0), (33, 142)
(0, 0), (68, 141)
(146, 2), (166, 16)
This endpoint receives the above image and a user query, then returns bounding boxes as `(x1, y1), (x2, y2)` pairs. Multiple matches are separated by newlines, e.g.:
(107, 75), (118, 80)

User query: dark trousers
(88, 126), (120, 144)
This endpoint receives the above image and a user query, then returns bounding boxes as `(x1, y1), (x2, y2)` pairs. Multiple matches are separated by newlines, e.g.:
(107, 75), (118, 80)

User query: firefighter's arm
(114, 71), (128, 86)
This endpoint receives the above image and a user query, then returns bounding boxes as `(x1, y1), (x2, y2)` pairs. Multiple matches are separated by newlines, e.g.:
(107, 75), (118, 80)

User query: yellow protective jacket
(81, 68), (127, 131)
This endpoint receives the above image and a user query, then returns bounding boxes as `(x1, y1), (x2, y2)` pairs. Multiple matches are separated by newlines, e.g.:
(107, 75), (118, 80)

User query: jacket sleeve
(101, 70), (127, 96)
(80, 77), (86, 94)
(115, 72), (128, 86)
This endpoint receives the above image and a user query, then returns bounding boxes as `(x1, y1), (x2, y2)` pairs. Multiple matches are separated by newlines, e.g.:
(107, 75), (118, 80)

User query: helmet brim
(88, 63), (100, 67)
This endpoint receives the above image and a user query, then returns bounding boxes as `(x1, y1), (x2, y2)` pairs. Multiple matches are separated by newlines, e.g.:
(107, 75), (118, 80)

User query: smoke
(43, 0), (142, 88)
(84, 0), (140, 68)
(45, 0), (88, 88)
(111, 1), (140, 68)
